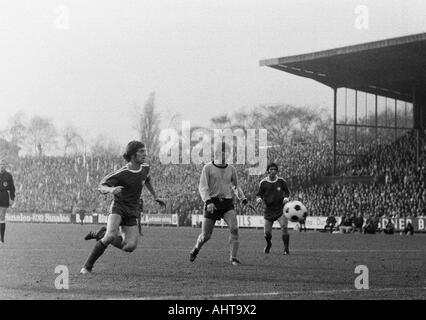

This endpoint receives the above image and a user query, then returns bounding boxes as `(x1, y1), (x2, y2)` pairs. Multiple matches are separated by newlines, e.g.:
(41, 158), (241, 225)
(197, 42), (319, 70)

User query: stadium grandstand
(260, 32), (426, 174)
(258, 32), (426, 229)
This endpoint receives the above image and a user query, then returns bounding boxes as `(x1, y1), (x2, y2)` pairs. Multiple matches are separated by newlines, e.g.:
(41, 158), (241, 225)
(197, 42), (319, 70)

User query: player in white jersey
(189, 142), (248, 265)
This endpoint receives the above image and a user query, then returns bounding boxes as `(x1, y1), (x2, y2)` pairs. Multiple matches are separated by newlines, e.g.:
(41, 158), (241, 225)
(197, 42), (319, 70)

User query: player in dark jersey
(80, 141), (165, 274)
(189, 142), (248, 265)
(256, 163), (291, 255)
(0, 159), (15, 244)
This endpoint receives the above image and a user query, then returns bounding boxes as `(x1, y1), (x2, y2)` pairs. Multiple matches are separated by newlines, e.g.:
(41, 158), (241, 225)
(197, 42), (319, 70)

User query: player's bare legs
(81, 214), (122, 273)
(99, 214), (122, 245)
(223, 210), (240, 265)
(98, 215), (140, 251)
(0, 207), (6, 243)
(278, 215), (290, 255)
(120, 225), (139, 252)
(190, 217), (215, 262)
(263, 219), (273, 253)
(84, 225), (107, 241)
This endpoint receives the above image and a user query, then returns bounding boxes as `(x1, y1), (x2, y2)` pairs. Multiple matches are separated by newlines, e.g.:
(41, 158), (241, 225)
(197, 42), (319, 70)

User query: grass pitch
(0, 223), (425, 300)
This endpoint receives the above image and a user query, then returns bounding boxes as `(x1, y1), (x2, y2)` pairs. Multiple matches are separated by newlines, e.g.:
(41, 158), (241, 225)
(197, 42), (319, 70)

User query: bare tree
(25, 116), (57, 156)
(230, 104), (335, 145)
(1, 111), (28, 148)
(0, 138), (21, 159)
(134, 92), (161, 158)
(62, 125), (84, 155)
(210, 114), (231, 129)
(259, 105), (299, 145)
(231, 109), (253, 130)
(163, 110), (182, 132)
(313, 114), (333, 143)
(90, 134), (122, 157)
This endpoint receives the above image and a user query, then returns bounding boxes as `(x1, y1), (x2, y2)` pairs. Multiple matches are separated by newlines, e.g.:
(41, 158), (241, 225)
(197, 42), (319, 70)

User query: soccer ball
(283, 200), (307, 222)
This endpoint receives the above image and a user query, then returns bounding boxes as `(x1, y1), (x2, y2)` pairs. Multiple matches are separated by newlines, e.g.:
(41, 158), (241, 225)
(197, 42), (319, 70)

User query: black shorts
(110, 203), (138, 227)
(204, 198), (234, 221)
(0, 191), (10, 208)
(264, 207), (284, 222)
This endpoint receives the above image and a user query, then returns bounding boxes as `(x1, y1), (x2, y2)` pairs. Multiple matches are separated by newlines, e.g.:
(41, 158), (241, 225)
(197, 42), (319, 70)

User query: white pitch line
(293, 249), (426, 253)
(111, 286), (426, 300)
(1, 247), (425, 253)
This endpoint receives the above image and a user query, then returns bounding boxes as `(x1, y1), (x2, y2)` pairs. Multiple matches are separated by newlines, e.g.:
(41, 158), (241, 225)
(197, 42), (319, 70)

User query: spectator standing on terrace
(0, 159), (15, 244)
(324, 213), (337, 233)
(352, 213), (364, 233)
(338, 214), (353, 233)
(298, 211), (308, 232)
(402, 221), (414, 235)
(383, 219), (395, 235)
(78, 208), (86, 226)
(363, 215), (377, 234)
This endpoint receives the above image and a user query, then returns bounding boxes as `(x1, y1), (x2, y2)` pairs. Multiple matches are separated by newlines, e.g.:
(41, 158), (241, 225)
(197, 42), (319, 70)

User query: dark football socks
(96, 227), (107, 240)
(84, 240), (108, 271)
(282, 234), (290, 251)
(110, 235), (124, 249)
(0, 223), (5, 242)
(265, 234), (272, 246)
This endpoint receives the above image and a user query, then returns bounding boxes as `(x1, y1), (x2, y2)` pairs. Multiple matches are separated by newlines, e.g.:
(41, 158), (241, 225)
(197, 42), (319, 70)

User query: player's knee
(264, 231), (272, 238)
(123, 242), (137, 252)
(123, 246), (136, 253)
(229, 231), (238, 243)
(282, 227), (289, 235)
(201, 232), (212, 242)
(230, 227), (238, 237)
(102, 231), (119, 244)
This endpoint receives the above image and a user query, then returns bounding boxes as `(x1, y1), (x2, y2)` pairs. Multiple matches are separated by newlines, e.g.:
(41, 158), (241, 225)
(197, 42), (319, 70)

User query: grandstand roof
(259, 33), (426, 102)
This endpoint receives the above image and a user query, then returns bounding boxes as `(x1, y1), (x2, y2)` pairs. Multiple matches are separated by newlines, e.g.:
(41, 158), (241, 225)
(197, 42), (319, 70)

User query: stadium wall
(5, 212), (178, 227)
(5, 213), (426, 232)
(190, 215), (426, 233)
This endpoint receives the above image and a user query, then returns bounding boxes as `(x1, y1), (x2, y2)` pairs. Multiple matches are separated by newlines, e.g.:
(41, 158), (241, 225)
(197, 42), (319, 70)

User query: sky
(1, 0), (425, 147)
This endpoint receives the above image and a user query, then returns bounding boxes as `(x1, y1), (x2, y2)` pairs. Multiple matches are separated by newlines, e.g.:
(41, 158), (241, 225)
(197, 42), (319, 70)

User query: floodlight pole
(412, 85), (422, 167)
(355, 90), (358, 161)
(333, 87), (337, 176)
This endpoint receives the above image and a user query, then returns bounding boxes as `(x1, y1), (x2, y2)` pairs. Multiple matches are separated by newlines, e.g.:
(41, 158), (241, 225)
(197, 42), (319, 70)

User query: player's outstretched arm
(231, 167), (247, 205)
(233, 186), (248, 205)
(144, 178), (165, 207)
(98, 169), (122, 195)
(282, 179), (291, 203)
(198, 164), (211, 203)
(98, 184), (123, 195)
(256, 180), (265, 204)
(9, 174), (15, 204)
(199, 164), (216, 213)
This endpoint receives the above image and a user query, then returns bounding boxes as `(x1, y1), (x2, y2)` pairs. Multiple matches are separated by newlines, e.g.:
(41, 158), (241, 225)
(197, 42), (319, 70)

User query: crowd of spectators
(7, 129), (426, 224)
(297, 130), (426, 219)
(8, 139), (335, 216)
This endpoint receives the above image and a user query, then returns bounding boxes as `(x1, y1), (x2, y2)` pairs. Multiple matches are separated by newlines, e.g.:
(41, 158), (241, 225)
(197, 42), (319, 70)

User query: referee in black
(0, 159), (15, 244)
